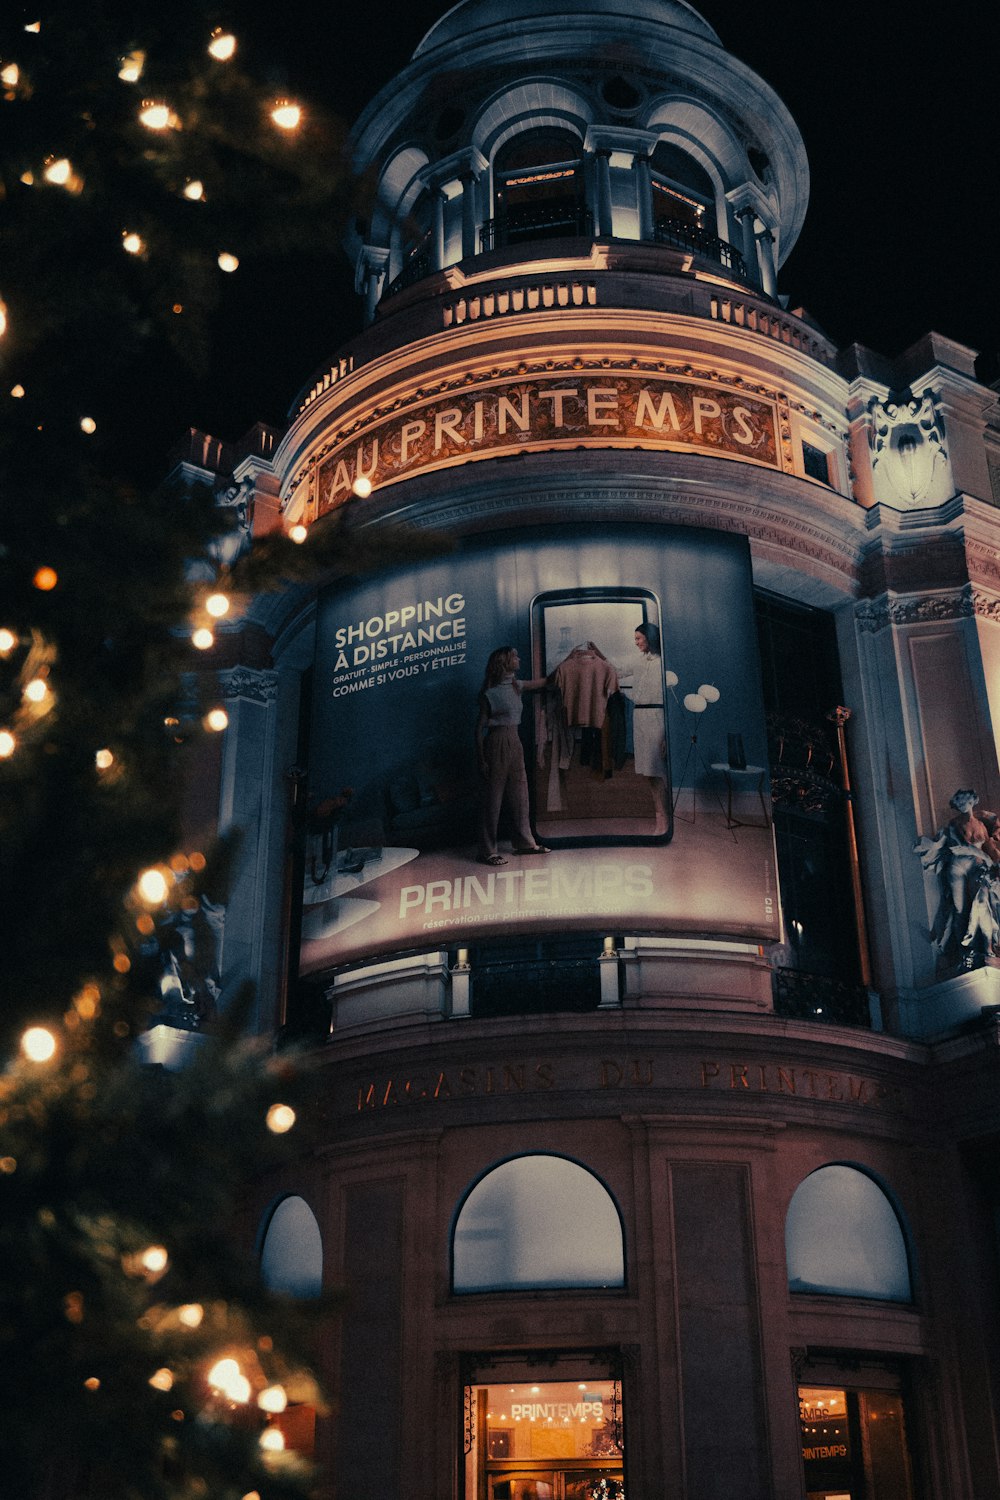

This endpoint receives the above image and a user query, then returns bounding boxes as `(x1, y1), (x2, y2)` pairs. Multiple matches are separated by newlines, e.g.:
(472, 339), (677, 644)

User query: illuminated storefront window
(465, 1378), (624, 1500)
(786, 1166), (912, 1301)
(798, 1384), (914, 1500)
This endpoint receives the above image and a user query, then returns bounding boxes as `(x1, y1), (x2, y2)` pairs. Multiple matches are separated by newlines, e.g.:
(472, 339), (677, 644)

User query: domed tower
(173, 3), (1000, 1497)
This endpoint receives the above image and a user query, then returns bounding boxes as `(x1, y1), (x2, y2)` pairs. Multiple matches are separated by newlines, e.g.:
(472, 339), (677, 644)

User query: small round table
(710, 763), (770, 830)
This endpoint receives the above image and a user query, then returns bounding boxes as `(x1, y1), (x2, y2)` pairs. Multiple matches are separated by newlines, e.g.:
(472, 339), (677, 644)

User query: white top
(621, 653), (664, 707)
(484, 676), (524, 727)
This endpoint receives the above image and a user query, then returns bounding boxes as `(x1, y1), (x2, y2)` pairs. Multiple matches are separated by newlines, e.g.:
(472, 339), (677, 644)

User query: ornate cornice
(852, 585), (1000, 632)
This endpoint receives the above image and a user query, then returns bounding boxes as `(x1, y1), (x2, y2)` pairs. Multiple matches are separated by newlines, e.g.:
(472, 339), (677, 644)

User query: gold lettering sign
(317, 374), (778, 513)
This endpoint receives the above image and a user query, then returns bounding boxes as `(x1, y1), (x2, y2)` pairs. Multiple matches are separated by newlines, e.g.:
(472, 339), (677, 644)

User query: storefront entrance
(465, 1375), (624, 1500)
(799, 1382), (914, 1499)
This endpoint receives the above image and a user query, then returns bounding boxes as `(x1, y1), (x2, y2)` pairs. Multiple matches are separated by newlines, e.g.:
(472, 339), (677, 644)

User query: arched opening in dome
(650, 140), (714, 229)
(491, 127), (588, 248)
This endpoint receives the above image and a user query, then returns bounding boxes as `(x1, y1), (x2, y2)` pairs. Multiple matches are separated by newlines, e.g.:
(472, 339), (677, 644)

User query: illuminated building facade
(167, 2), (1000, 1496)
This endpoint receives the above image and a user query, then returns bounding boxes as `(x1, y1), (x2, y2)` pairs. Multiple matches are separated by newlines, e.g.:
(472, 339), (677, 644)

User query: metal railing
(480, 201), (594, 253)
(653, 217), (749, 280)
(385, 249), (432, 299)
(471, 955), (601, 1018)
(772, 967), (872, 1028)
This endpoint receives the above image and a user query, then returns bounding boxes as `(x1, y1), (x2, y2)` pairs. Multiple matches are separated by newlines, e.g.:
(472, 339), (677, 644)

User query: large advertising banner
(299, 523), (779, 973)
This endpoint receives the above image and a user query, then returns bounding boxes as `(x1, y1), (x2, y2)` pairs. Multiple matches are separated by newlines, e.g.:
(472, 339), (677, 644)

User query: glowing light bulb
(205, 592), (230, 618)
(19, 170), (33, 185)
(0, 628), (15, 652)
(270, 101), (301, 131)
(24, 21), (41, 33)
(80, 416), (96, 434)
(217, 252), (239, 273)
(352, 476), (373, 499)
(11, 384), (25, 398)
(289, 524), (308, 544)
(33, 566), (57, 591)
(122, 232), (144, 255)
(43, 158), (72, 185)
(95, 748), (114, 770)
(208, 1358), (251, 1404)
(259, 1427), (285, 1452)
(258, 1385), (288, 1414)
(24, 677), (48, 702)
(182, 179), (204, 201)
(139, 102), (172, 130)
(204, 708), (228, 732)
(208, 30), (237, 60)
(266, 1103), (296, 1134)
(1, 63), (19, 87)
(137, 868), (169, 905)
(118, 50), (144, 82)
(192, 627), (214, 650)
(0, 300), (7, 337)
(84, 1377), (100, 1391)
(141, 1245), (169, 1274)
(22, 1026), (57, 1062)
(178, 1303), (204, 1328)
(0, 730), (17, 758)
(149, 1368), (174, 1391)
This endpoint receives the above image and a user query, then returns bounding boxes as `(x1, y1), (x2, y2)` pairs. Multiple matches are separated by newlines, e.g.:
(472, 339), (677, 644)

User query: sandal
(478, 854), (508, 866)
(515, 844), (550, 854)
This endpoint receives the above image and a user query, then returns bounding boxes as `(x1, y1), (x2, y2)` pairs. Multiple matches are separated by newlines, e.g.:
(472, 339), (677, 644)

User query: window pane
(260, 1195), (323, 1297)
(786, 1166), (911, 1300)
(454, 1156), (624, 1291)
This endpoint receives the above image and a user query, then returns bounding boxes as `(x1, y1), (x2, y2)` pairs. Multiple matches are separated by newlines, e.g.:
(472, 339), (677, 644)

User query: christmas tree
(0, 5), (390, 1495)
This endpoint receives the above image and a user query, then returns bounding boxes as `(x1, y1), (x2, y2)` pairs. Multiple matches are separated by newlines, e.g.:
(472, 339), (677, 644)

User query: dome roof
(414, 0), (722, 56)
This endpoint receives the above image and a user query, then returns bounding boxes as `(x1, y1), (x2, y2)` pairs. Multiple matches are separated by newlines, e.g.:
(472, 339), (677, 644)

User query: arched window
(493, 128), (587, 246)
(785, 1165), (912, 1301)
(650, 141), (714, 230)
(452, 1154), (625, 1292)
(260, 1194), (323, 1298)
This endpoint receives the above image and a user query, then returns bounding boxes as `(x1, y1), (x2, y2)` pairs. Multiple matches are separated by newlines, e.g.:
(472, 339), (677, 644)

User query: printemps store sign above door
(316, 373), (779, 513)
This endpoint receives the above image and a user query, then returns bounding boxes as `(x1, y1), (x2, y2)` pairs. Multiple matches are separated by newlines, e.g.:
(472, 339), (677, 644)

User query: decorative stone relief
(855, 589), (975, 633)
(869, 392), (950, 507)
(217, 666), (280, 705)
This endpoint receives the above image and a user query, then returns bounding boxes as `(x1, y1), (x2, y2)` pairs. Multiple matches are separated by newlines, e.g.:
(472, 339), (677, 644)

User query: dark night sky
(187, 0), (998, 451)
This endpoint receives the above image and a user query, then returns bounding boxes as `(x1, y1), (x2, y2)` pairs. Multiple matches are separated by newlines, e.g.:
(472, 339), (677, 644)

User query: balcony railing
(480, 201), (594, 253)
(385, 248), (432, 300)
(772, 967), (872, 1028)
(653, 217), (749, 280)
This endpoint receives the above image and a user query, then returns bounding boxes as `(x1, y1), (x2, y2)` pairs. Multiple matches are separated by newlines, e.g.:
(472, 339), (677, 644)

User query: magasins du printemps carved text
(354, 1056), (905, 1113)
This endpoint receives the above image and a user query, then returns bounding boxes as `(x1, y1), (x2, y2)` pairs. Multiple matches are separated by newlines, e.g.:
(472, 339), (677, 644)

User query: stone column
(431, 189), (446, 270)
(460, 170), (479, 259)
(634, 152), (654, 241)
(756, 227), (778, 297)
(355, 244), (389, 325)
(737, 207), (758, 282)
(594, 149), (614, 237)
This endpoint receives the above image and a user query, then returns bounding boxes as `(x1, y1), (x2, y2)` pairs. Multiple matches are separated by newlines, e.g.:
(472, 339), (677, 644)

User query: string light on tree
(0, 299), (8, 337)
(217, 252), (239, 273)
(204, 708), (228, 732)
(10, 384), (25, 398)
(289, 524), (308, 543)
(192, 626), (214, 650)
(138, 101), (178, 131)
(137, 868), (169, 905)
(23, 677), (49, 703)
(0, 730), (16, 758)
(207, 1358), (251, 1404)
(270, 100), (301, 131)
(208, 29), (237, 61)
(80, 416), (96, 434)
(95, 748), (114, 769)
(1, 63), (20, 88)
(122, 232), (144, 255)
(182, 180), (205, 201)
(42, 157), (72, 185)
(352, 476), (373, 499)
(0, 628), (16, 653)
(149, 1368), (174, 1392)
(21, 1026), (57, 1062)
(33, 566), (57, 590)
(266, 1103), (296, 1134)
(257, 1385), (288, 1414)
(205, 592), (230, 618)
(259, 1427), (286, 1452)
(117, 50), (144, 82)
